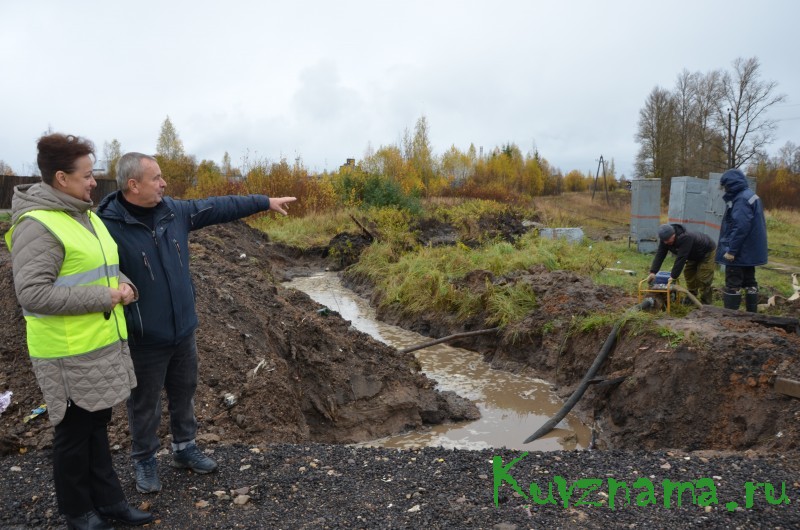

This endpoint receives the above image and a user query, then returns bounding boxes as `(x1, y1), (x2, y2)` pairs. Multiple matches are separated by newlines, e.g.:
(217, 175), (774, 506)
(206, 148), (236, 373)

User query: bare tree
(635, 86), (678, 186)
(673, 69), (699, 176)
(774, 141), (800, 174)
(721, 57), (787, 168)
(634, 57), (783, 180)
(692, 69), (727, 175)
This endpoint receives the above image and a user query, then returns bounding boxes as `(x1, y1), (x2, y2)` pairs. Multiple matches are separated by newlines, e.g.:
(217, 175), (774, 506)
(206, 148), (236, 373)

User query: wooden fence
(0, 176), (118, 209)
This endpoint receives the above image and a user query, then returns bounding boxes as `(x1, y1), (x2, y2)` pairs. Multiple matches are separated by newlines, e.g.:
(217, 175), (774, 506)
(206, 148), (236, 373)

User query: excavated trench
(285, 272), (591, 451)
(2, 219), (800, 456)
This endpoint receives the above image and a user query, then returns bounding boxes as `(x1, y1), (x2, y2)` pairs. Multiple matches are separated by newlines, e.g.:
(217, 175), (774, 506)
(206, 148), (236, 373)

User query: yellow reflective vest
(5, 209), (128, 358)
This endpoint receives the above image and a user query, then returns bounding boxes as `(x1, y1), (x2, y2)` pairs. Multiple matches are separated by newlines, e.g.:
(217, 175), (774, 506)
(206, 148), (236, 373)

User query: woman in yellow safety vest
(5, 133), (153, 530)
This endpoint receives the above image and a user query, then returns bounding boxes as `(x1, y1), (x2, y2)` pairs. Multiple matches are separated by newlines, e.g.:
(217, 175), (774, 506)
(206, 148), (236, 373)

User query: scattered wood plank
(349, 214), (376, 242)
(698, 305), (799, 334)
(775, 377), (800, 399)
(398, 328), (499, 354)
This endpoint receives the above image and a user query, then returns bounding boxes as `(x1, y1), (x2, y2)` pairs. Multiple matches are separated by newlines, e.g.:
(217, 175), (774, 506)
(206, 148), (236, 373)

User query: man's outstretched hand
(269, 197), (297, 215)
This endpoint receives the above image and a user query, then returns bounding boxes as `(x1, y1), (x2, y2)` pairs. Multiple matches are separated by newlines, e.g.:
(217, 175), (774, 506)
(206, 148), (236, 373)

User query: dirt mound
(412, 217), (459, 247)
(325, 232), (373, 270)
(590, 307), (800, 452)
(0, 220), (476, 455)
(412, 209), (531, 248)
(475, 210), (528, 243)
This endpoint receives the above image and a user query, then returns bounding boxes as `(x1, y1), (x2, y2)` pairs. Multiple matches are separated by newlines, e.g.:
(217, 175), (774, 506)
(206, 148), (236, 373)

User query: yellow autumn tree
(523, 156), (545, 196)
(440, 145), (473, 187)
(563, 169), (588, 192)
(155, 116), (195, 197)
(403, 116), (437, 195)
(193, 159), (226, 197)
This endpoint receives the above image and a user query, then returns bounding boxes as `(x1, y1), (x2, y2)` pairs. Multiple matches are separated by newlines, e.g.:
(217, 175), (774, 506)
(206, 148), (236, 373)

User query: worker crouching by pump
(648, 223), (716, 305)
(715, 168), (769, 312)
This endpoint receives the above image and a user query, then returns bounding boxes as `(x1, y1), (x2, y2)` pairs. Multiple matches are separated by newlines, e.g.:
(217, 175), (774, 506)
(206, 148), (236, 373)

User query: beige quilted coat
(8, 183), (137, 426)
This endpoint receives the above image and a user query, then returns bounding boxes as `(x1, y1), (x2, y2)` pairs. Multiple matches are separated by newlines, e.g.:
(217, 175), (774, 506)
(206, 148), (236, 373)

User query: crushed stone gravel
(2, 443), (799, 529)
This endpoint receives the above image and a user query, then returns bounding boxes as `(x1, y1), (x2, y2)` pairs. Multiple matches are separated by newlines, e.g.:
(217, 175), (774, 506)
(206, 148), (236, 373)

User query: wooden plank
(699, 305), (799, 334)
(775, 377), (800, 399)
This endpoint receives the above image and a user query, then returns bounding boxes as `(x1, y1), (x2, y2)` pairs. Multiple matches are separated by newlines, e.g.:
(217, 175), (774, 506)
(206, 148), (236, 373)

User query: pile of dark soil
(411, 209), (529, 249)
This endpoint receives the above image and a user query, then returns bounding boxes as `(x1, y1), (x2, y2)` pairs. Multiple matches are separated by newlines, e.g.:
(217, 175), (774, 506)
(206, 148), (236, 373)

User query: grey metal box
(630, 179), (661, 253)
(668, 176), (709, 236)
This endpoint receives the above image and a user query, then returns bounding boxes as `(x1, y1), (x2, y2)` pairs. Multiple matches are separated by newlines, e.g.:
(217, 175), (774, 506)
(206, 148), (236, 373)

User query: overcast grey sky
(1, 0), (798, 179)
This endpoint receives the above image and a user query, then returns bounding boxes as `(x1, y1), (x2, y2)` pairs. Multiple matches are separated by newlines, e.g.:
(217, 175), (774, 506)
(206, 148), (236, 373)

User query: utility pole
(727, 109), (733, 168)
(591, 155), (610, 204)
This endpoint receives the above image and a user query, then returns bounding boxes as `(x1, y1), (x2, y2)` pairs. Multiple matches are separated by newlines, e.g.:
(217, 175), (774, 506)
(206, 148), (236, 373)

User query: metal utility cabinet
(668, 176), (710, 238)
(630, 179), (661, 253)
(629, 172), (757, 255)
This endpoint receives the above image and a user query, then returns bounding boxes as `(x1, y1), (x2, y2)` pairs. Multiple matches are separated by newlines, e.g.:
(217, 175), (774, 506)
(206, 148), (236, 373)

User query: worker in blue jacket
(97, 152), (296, 494)
(714, 168), (768, 312)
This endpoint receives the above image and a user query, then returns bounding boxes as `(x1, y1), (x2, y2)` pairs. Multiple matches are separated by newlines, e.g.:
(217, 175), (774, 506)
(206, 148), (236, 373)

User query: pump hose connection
(669, 284), (703, 308)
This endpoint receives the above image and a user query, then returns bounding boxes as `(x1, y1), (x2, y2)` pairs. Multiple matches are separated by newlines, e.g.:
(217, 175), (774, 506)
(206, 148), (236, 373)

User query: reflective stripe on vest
(5, 209), (128, 358)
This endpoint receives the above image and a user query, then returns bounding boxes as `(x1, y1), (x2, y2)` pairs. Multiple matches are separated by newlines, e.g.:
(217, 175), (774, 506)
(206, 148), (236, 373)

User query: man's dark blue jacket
(649, 223), (715, 280)
(97, 192), (270, 348)
(714, 168), (768, 267)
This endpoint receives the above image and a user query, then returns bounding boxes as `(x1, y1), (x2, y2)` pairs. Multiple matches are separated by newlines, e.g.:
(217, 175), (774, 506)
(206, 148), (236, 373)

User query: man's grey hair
(116, 152), (157, 192)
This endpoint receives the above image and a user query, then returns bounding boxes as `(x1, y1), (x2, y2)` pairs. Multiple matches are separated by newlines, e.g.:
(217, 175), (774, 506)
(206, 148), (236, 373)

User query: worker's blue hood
(720, 168), (748, 198)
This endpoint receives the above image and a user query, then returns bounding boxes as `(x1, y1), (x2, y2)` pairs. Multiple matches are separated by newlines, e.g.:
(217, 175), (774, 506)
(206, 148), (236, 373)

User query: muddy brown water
(285, 272), (591, 451)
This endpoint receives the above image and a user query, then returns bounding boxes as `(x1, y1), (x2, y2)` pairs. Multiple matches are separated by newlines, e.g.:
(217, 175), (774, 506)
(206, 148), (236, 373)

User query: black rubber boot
(723, 291), (742, 310)
(745, 291), (759, 313)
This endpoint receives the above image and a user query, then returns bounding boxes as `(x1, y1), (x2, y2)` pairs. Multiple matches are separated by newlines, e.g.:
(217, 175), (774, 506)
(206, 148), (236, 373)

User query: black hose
(522, 298), (654, 444)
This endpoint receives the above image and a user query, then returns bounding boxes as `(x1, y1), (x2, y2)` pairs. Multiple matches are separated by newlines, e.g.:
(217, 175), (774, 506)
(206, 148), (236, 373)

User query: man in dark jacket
(97, 152), (295, 494)
(648, 223), (717, 304)
(714, 168), (768, 312)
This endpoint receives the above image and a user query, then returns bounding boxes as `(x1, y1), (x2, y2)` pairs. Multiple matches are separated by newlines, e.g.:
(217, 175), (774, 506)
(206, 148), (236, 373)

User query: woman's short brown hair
(37, 133), (95, 185)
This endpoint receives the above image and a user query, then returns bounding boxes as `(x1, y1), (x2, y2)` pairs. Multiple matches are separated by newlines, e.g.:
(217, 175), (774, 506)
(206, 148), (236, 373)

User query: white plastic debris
(539, 227), (585, 243)
(0, 391), (13, 415)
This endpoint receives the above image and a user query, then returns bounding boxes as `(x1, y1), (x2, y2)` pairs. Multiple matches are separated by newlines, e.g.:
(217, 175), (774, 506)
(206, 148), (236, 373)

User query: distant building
(93, 159), (109, 177)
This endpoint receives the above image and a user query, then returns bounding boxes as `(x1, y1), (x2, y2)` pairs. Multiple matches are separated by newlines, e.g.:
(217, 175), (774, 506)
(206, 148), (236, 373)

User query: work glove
(723, 252), (735, 262)
(647, 272), (656, 283)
